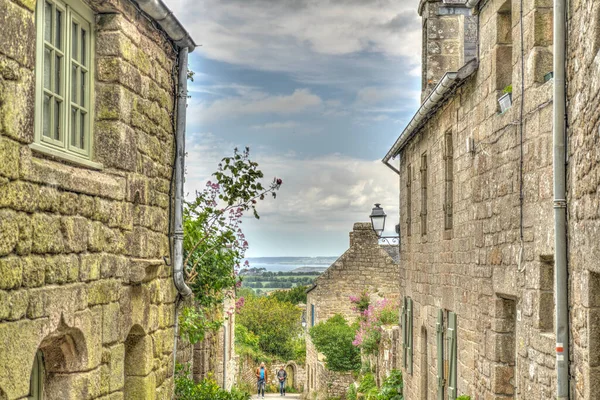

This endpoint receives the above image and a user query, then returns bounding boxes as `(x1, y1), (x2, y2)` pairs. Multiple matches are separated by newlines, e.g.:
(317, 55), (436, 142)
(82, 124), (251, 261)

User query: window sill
(29, 143), (103, 171)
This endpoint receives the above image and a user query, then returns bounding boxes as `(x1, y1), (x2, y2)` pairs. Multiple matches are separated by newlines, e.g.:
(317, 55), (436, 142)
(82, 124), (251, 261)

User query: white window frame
(33, 0), (100, 169)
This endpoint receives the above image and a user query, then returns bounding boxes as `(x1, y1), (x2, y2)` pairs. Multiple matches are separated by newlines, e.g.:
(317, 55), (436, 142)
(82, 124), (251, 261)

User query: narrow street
(262, 394), (301, 399)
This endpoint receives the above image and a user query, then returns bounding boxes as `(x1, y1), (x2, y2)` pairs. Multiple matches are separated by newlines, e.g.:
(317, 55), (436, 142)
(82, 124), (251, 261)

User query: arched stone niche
(33, 324), (89, 399)
(124, 325), (156, 400)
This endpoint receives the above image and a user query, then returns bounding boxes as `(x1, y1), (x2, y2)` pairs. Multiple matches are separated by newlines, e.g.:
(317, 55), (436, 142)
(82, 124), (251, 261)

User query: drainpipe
(173, 47), (193, 298)
(172, 46), (194, 383)
(553, 0), (569, 398)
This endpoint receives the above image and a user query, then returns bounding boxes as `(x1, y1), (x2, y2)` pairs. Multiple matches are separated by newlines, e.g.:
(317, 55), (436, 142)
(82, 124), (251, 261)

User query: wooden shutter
(407, 297), (413, 374)
(402, 297), (407, 369)
(437, 309), (444, 400)
(447, 312), (457, 400)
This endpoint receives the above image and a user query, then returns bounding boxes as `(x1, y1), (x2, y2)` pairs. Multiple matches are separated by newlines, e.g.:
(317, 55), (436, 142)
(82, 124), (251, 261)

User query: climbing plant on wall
(180, 147), (282, 344)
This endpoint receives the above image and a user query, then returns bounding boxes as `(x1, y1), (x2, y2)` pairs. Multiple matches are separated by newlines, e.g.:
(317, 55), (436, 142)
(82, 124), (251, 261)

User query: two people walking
(255, 363), (288, 398)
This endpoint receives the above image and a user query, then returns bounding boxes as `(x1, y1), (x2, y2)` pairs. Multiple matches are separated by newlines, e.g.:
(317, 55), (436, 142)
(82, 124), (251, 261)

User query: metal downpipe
(553, 0), (569, 398)
(173, 46), (193, 299)
(172, 47), (193, 385)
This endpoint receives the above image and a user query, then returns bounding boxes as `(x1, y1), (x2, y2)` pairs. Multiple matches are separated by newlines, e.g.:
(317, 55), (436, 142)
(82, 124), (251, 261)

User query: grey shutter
(437, 309), (444, 400)
(402, 296), (407, 369)
(447, 312), (457, 400)
(407, 297), (413, 374)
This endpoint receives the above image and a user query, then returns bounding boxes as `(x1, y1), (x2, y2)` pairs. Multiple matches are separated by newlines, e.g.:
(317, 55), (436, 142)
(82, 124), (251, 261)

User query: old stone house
(305, 222), (400, 399)
(0, 0), (239, 398)
(382, 0), (599, 399)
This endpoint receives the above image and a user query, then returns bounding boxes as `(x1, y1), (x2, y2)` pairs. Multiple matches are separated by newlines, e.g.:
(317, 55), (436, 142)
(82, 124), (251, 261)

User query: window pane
(43, 94), (51, 137)
(80, 112), (85, 149)
(80, 71), (86, 107)
(55, 9), (62, 49)
(44, 2), (52, 42)
(72, 22), (78, 61)
(55, 54), (61, 94)
(71, 107), (78, 147)
(81, 29), (86, 66)
(54, 99), (61, 140)
(44, 47), (51, 89)
(71, 64), (78, 103)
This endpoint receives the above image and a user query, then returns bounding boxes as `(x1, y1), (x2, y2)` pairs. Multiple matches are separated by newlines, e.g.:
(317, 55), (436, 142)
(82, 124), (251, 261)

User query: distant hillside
(244, 256), (337, 265)
(290, 266), (328, 273)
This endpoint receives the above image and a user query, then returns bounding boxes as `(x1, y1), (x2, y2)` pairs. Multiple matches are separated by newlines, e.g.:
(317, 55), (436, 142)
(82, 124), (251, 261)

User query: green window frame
(28, 350), (45, 400)
(402, 296), (413, 374)
(34, 0), (97, 167)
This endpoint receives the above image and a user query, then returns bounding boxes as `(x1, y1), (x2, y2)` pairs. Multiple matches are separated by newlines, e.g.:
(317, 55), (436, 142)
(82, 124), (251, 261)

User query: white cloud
(190, 88), (323, 123)
(184, 133), (400, 257)
(251, 121), (300, 130)
(164, 0), (422, 87)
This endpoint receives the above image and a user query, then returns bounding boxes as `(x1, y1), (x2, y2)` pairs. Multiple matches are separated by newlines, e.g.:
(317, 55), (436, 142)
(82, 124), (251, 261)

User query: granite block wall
(0, 0), (182, 398)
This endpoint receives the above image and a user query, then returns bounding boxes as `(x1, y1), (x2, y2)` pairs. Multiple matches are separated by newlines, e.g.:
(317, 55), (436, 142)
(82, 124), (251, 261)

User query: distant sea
(243, 257), (337, 272)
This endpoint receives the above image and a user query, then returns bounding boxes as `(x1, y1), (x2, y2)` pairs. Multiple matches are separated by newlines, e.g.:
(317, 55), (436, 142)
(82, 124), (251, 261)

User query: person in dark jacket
(277, 367), (287, 396)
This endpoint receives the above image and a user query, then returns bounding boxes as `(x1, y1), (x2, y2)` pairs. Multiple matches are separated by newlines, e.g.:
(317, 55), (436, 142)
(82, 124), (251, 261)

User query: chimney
(419, 0), (478, 101)
(349, 222), (378, 247)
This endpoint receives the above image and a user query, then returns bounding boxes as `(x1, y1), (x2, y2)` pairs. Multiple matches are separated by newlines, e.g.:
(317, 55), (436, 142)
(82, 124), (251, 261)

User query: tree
(237, 296), (301, 360)
(309, 314), (361, 372)
(179, 148), (282, 344)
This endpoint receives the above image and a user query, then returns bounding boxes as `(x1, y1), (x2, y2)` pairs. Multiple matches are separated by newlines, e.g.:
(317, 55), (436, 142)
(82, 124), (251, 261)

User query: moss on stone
(0, 180), (39, 213)
(31, 213), (64, 254)
(88, 279), (121, 306)
(21, 256), (45, 288)
(61, 216), (89, 253)
(0, 256), (21, 291)
(0, 209), (18, 256)
(80, 254), (102, 282)
(0, 136), (20, 179)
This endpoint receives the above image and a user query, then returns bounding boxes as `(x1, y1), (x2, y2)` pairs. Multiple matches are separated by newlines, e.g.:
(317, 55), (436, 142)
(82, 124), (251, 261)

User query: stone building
(305, 222), (400, 399)
(382, 0), (599, 399)
(0, 0), (210, 398)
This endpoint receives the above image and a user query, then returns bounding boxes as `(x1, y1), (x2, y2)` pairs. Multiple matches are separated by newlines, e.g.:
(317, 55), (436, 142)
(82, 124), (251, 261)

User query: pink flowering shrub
(350, 294), (398, 355)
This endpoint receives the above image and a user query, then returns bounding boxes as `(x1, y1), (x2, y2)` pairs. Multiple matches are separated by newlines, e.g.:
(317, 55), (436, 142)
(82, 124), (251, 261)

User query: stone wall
(0, 0), (183, 398)
(375, 326), (401, 387)
(567, 1), (600, 398)
(397, 0), (556, 399)
(304, 222), (400, 400)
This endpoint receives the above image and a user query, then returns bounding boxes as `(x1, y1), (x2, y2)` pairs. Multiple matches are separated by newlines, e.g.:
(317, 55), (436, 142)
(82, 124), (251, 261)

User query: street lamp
(370, 203), (387, 237)
(369, 204), (399, 245)
(301, 310), (307, 329)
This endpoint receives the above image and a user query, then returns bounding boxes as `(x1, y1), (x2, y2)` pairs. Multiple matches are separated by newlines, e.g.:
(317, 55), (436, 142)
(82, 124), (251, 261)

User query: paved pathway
(260, 394), (301, 399)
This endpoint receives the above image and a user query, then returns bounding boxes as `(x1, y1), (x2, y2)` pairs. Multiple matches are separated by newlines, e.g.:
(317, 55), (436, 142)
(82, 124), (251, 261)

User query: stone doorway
(285, 363), (296, 389)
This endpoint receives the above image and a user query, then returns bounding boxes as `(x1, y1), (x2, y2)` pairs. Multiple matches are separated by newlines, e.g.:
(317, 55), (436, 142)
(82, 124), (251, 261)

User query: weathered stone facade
(389, 0), (597, 399)
(0, 0), (192, 398)
(304, 222), (400, 399)
(566, 1), (600, 398)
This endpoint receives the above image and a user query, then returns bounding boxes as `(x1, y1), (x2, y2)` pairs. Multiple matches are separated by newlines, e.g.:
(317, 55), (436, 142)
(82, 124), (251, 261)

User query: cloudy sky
(164, 0), (423, 257)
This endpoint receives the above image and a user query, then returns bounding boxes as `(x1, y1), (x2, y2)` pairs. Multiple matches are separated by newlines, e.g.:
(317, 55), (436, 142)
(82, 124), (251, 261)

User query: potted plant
(498, 84), (512, 113)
